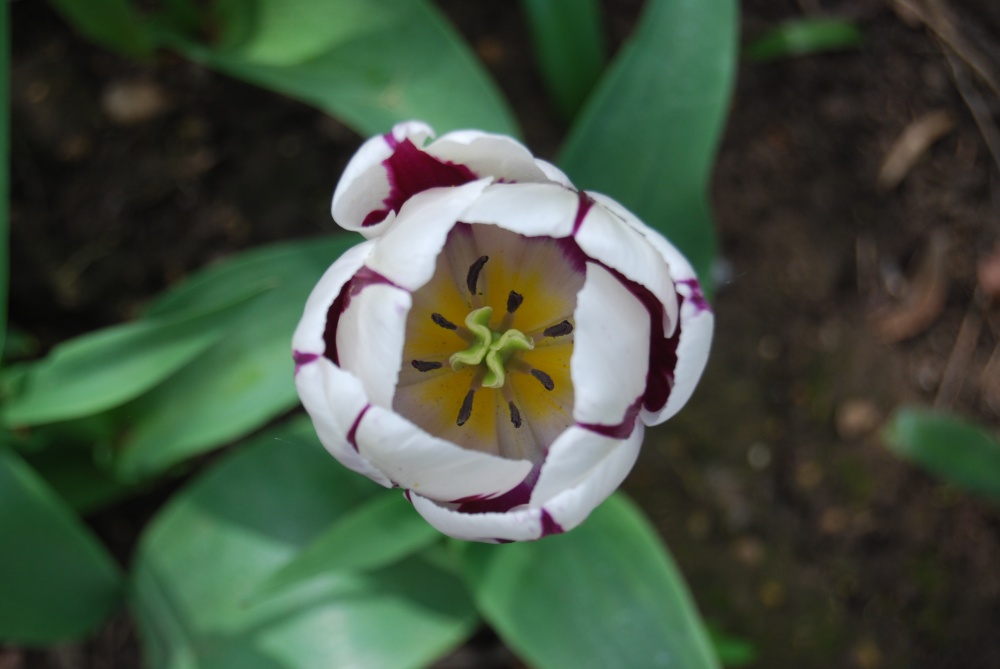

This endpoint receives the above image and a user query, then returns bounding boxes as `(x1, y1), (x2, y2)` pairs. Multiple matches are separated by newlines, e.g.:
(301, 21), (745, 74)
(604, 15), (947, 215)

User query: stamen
(431, 313), (457, 330)
(507, 290), (524, 314)
(411, 360), (442, 372)
(466, 256), (489, 295)
(530, 368), (555, 391)
(508, 401), (522, 428)
(543, 320), (574, 337)
(457, 389), (476, 426)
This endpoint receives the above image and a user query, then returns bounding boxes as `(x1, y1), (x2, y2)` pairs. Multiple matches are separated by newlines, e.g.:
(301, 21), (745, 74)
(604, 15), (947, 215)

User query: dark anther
(507, 290), (524, 314)
(508, 401), (522, 428)
(543, 320), (574, 337)
(431, 313), (457, 330)
(411, 360), (442, 372)
(531, 369), (555, 391)
(466, 255), (489, 295)
(457, 389), (476, 426)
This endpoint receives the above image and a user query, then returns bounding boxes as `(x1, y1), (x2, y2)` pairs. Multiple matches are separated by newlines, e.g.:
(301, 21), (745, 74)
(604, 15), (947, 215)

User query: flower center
(393, 224), (584, 462)
(449, 306), (534, 389)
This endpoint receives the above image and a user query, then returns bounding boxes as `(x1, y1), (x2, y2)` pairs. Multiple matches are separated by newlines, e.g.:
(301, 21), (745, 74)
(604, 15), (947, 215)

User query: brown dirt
(7, 1), (1000, 668)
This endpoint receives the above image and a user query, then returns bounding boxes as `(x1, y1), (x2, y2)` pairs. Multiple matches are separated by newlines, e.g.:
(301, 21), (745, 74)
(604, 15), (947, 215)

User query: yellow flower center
(392, 224), (584, 463)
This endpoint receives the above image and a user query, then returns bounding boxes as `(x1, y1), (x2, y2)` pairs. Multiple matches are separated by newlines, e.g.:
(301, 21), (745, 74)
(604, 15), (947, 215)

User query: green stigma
(449, 307), (534, 388)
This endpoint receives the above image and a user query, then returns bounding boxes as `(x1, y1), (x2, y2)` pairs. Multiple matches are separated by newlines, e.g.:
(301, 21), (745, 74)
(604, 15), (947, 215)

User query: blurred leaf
(132, 417), (478, 669)
(115, 236), (357, 479)
(46, 0), (153, 58)
(250, 491), (441, 603)
(559, 0), (738, 292)
(26, 441), (131, 514)
(0, 449), (123, 643)
(212, 0), (396, 66)
(459, 493), (720, 669)
(884, 407), (1000, 504)
(163, 0), (517, 137)
(745, 19), (862, 63)
(521, 0), (606, 119)
(708, 625), (758, 667)
(1, 289), (266, 426)
(2, 415), (129, 513)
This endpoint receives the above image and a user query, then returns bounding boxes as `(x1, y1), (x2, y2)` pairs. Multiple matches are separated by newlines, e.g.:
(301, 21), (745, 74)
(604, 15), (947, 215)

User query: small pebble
(747, 442), (772, 470)
(835, 399), (882, 440)
(101, 80), (171, 125)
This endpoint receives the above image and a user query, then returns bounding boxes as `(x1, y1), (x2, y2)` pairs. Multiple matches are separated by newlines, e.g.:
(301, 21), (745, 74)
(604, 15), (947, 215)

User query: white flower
(292, 121), (713, 542)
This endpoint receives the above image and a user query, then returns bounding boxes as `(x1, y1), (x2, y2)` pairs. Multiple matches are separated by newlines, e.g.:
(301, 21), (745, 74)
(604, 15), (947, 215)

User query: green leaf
(559, 0), (738, 291)
(2, 415), (130, 513)
(883, 407), (1000, 504)
(521, 0), (606, 119)
(250, 491), (441, 603)
(163, 0), (517, 137)
(708, 625), (758, 667)
(114, 236), (357, 479)
(131, 417), (478, 669)
(744, 19), (862, 63)
(459, 493), (720, 669)
(1, 290), (266, 426)
(46, 0), (153, 58)
(0, 449), (122, 643)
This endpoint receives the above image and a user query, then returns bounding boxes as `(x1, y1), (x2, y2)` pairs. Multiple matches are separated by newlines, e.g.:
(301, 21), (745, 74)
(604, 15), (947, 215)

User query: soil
(6, 1), (1000, 668)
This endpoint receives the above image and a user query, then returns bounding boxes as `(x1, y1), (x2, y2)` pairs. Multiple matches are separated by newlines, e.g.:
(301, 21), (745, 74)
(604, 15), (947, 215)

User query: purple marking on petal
(540, 509), (564, 536)
(361, 139), (477, 227)
(454, 463), (542, 514)
(292, 350), (319, 375)
(383, 132), (400, 150)
(679, 278), (711, 313)
(323, 266), (406, 365)
(403, 489), (412, 502)
(571, 191), (594, 235)
(556, 237), (681, 414)
(346, 404), (370, 452)
(576, 396), (643, 439)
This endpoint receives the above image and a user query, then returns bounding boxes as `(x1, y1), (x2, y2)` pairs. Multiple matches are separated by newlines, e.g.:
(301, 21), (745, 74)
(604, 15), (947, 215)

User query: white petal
(355, 406), (533, 502)
(585, 192), (714, 426)
(586, 191), (699, 283)
(644, 305), (714, 426)
(541, 422), (644, 532)
(529, 426), (624, 505)
(575, 201), (679, 335)
(533, 159), (574, 188)
(425, 131), (551, 184)
(295, 357), (392, 487)
(292, 240), (374, 354)
(336, 283), (411, 410)
(462, 182), (579, 238)
(364, 179), (492, 291)
(409, 422), (645, 542)
(571, 262), (651, 427)
(409, 493), (543, 542)
(331, 121), (435, 236)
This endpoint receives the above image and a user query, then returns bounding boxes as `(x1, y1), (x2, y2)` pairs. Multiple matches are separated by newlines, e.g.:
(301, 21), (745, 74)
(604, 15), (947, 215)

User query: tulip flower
(292, 121), (712, 542)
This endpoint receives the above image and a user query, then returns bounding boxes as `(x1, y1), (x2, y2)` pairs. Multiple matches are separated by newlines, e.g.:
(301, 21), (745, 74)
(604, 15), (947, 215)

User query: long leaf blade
(165, 0), (518, 137)
(884, 406), (1000, 504)
(131, 417), (477, 669)
(521, 0), (606, 119)
(460, 493), (720, 669)
(114, 235), (357, 479)
(249, 491), (441, 603)
(0, 449), (123, 643)
(558, 0), (738, 289)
